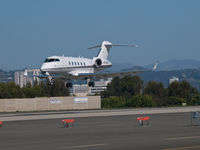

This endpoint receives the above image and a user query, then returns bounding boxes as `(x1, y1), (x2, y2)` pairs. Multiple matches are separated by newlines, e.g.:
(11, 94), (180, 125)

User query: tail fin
(88, 41), (138, 60)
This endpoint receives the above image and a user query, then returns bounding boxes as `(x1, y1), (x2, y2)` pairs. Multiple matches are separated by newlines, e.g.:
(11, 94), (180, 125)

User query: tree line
(0, 79), (69, 99)
(101, 75), (200, 108)
(1, 75), (200, 109)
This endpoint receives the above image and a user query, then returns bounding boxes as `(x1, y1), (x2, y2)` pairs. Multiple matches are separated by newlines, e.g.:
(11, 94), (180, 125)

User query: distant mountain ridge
(146, 59), (200, 71)
(106, 59), (200, 72)
(104, 62), (134, 72)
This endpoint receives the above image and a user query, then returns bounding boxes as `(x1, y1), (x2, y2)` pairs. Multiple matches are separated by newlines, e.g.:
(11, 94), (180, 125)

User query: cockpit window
(44, 58), (60, 63)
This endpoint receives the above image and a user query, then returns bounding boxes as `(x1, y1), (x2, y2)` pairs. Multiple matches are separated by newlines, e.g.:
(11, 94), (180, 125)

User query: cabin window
(84, 62), (86, 66)
(44, 58), (60, 62)
(74, 62), (76, 65)
(80, 62), (82, 66)
(72, 62), (73, 65)
(69, 61), (71, 65)
(77, 62), (79, 66)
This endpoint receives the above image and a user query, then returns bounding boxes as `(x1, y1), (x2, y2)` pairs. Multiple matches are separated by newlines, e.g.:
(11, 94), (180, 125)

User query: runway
(1, 110), (200, 149)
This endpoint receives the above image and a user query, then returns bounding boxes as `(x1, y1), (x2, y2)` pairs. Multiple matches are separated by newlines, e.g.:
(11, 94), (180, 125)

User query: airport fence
(0, 96), (101, 112)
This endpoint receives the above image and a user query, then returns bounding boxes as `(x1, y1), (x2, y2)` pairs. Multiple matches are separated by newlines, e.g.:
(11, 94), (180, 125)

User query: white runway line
(166, 135), (200, 141)
(59, 143), (107, 149)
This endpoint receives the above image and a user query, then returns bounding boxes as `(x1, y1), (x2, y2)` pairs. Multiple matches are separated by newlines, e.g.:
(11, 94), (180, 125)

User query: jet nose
(40, 63), (46, 72)
(40, 69), (46, 75)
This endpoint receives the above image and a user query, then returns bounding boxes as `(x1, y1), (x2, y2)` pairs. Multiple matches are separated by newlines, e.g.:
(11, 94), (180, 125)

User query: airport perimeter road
(1, 106), (200, 122)
(1, 113), (200, 150)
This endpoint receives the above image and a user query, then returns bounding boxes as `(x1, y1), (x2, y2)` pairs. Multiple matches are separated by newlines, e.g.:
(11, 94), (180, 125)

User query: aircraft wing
(76, 69), (152, 80)
(72, 71), (140, 80)
(60, 61), (159, 80)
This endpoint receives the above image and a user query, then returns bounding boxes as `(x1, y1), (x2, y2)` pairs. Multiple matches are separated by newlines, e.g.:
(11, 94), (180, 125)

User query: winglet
(24, 69), (28, 76)
(152, 61), (159, 71)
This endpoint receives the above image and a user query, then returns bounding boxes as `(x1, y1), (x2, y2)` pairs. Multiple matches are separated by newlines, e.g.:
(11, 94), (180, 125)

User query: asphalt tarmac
(1, 112), (200, 150)
(1, 106), (200, 122)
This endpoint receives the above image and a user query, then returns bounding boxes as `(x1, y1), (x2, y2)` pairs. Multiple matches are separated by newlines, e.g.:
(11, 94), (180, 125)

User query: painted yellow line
(60, 143), (107, 149)
(163, 145), (200, 150)
(166, 136), (200, 141)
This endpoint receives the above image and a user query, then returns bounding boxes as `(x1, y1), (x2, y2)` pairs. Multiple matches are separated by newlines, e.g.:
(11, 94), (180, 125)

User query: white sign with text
(74, 97), (88, 103)
(50, 99), (62, 104)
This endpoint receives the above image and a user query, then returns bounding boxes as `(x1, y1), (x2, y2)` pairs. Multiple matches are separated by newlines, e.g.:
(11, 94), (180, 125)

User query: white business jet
(25, 41), (158, 88)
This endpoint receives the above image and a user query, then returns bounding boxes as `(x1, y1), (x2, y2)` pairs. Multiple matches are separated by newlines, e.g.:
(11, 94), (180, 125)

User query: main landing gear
(65, 81), (95, 88)
(88, 81), (95, 87)
(66, 82), (73, 88)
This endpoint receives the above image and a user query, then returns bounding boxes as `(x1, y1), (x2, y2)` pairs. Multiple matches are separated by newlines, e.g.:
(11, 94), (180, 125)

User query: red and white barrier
(62, 119), (75, 128)
(137, 117), (150, 126)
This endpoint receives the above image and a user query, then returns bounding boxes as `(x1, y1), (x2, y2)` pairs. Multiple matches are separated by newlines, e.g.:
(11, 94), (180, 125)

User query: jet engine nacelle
(93, 57), (112, 68)
(95, 58), (102, 67)
(93, 58), (102, 68)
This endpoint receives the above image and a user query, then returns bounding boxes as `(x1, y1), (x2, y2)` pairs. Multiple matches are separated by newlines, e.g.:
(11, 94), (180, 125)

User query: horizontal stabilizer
(111, 44), (138, 47)
(88, 43), (138, 49)
(88, 45), (101, 49)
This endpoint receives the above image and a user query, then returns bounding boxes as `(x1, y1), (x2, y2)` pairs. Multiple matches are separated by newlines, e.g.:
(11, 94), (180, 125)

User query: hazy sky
(0, 0), (200, 70)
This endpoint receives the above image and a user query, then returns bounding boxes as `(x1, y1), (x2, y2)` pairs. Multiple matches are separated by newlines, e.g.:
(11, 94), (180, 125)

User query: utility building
(14, 69), (41, 87)
(169, 76), (179, 84)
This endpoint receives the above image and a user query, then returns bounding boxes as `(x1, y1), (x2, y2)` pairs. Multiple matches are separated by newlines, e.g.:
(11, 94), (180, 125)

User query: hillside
(139, 69), (200, 90)
(146, 59), (200, 71)
(0, 70), (14, 82)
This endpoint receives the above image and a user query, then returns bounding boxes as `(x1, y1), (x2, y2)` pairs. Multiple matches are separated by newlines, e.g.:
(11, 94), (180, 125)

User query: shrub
(101, 96), (126, 108)
(167, 96), (186, 106)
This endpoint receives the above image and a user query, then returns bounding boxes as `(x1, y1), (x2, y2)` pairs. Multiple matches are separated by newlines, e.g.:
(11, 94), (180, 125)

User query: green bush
(102, 95), (155, 108)
(0, 80), (69, 99)
(189, 95), (200, 105)
(101, 96), (126, 108)
(167, 96), (186, 106)
(126, 95), (142, 107)
(126, 95), (155, 107)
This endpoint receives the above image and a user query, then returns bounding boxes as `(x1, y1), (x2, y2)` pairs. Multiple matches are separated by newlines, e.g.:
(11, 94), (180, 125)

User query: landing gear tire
(48, 79), (53, 85)
(88, 82), (95, 87)
(66, 82), (73, 88)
